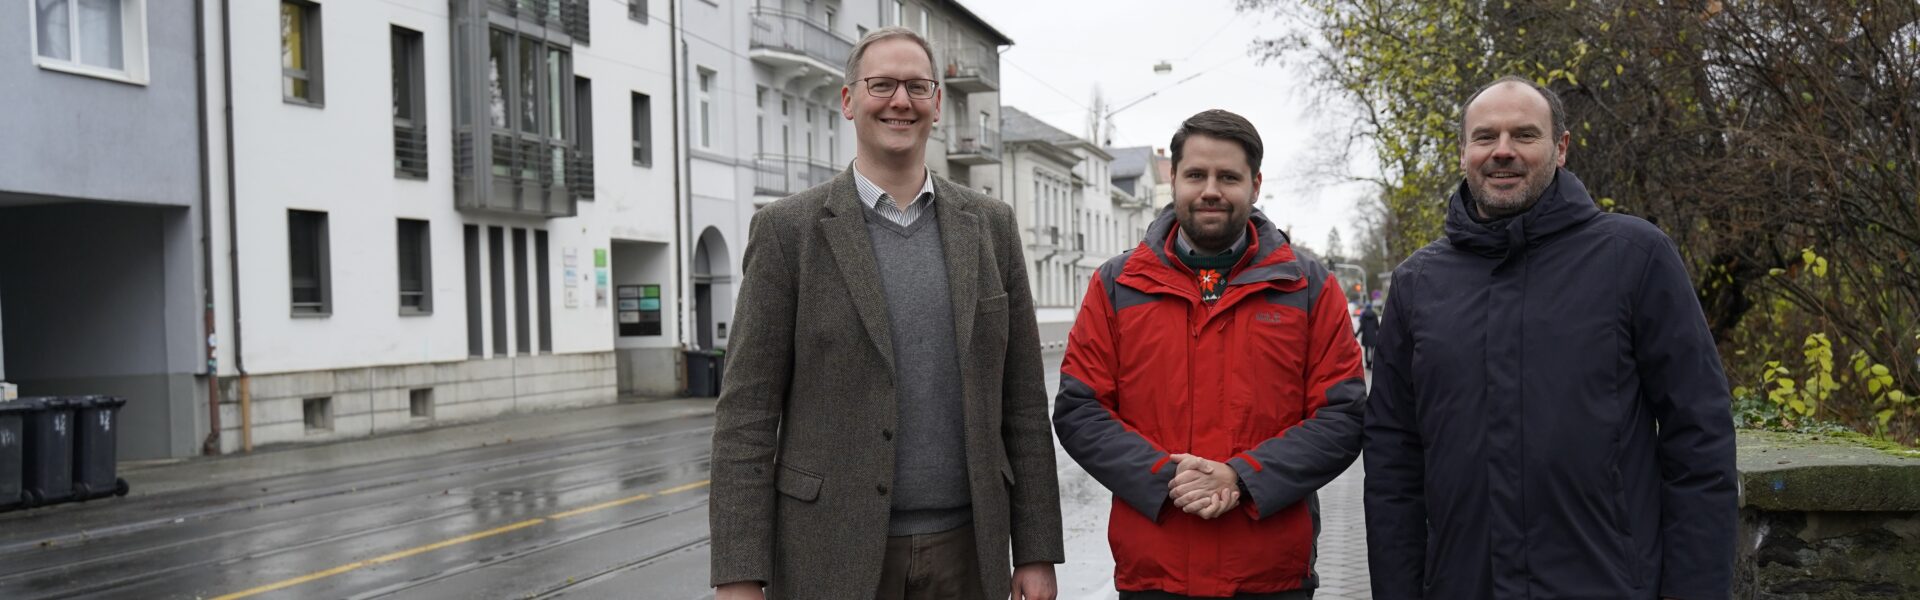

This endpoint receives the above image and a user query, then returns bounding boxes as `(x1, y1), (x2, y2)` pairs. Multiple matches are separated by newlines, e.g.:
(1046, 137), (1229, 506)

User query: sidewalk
(114, 396), (715, 498)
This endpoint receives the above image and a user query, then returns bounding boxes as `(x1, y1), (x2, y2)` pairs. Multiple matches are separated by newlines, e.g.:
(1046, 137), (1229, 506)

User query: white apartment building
(998, 107), (1153, 323)
(683, 0), (1011, 351)
(199, 0), (682, 452)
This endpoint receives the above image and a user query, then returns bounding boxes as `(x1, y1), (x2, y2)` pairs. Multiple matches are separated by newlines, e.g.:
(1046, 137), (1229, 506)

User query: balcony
(487, 0), (591, 44)
(943, 44), (999, 93)
(748, 9), (852, 77)
(753, 154), (838, 197)
(948, 127), (1001, 166)
(450, 130), (581, 218)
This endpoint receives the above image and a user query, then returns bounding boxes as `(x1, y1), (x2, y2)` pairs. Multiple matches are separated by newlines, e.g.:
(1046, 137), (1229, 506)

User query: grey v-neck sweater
(862, 203), (972, 536)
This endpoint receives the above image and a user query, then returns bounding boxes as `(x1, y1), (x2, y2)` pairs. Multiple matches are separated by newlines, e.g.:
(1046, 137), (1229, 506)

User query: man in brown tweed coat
(709, 26), (1063, 600)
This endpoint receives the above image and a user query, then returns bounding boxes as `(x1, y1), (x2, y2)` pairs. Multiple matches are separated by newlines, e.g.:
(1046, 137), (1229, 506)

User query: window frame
(28, 0), (151, 85)
(632, 91), (653, 166)
(628, 0), (647, 23)
(397, 219), (434, 315)
(392, 25), (427, 179)
(288, 209), (332, 317)
(281, 0), (325, 106)
(696, 67), (715, 149)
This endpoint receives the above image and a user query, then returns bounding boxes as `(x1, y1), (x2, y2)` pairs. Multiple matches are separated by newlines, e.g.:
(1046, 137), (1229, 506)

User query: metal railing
(569, 148), (594, 200)
(394, 123), (428, 179)
(949, 127), (1001, 159)
(944, 43), (999, 86)
(748, 9), (853, 70)
(487, 0), (590, 43)
(753, 154), (838, 196)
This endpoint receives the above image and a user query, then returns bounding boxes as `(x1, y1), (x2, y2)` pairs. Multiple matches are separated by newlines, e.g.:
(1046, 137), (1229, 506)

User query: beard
(1179, 210), (1248, 254)
(1470, 155), (1558, 219)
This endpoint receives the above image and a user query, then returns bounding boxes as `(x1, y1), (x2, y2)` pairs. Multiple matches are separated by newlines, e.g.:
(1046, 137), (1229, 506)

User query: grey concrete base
(6, 372), (202, 460)
(617, 347), (683, 397)
(220, 352), (616, 453)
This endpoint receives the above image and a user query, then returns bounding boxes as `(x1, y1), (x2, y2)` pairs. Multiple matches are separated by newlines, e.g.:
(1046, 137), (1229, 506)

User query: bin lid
(64, 395), (127, 409)
(0, 399), (39, 414)
(2, 397), (71, 411)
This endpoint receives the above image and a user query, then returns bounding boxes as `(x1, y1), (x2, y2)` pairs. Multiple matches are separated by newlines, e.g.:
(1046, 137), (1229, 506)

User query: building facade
(192, 0), (682, 454)
(1, 0), (210, 460)
(685, 0), (1011, 353)
(998, 107), (1153, 324)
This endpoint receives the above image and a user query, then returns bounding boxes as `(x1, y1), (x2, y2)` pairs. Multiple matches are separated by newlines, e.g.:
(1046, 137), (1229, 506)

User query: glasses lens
(906, 80), (934, 98)
(867, 78), (898, 97)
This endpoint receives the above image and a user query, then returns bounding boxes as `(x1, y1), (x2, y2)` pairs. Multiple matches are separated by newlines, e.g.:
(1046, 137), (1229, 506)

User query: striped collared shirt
(851, 163), (936, 227)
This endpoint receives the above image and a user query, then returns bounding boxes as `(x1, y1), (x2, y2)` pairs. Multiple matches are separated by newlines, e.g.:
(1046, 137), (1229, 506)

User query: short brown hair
(1170, 109), (1264, 175)
(844, 27), (937, 86)
(1461, 76), (1568, 139)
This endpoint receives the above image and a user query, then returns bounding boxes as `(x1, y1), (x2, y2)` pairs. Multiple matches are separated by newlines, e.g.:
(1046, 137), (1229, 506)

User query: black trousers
(1120, 590), (1315, 600)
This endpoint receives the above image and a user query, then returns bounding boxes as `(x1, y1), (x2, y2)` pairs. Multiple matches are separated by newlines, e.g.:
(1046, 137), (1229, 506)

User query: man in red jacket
(1053, 109), (1366, 599)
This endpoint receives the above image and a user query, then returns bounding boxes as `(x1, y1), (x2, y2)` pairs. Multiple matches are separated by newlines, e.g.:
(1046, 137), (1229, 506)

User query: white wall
(221, 0), (681, 376)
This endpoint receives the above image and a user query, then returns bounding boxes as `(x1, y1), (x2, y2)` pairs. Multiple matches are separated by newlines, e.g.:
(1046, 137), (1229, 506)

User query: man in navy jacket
(1363, 76), (1737, 599)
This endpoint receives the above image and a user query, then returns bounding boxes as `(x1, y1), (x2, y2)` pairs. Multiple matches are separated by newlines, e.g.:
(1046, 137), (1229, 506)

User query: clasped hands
(1167, 453), (1241, 520)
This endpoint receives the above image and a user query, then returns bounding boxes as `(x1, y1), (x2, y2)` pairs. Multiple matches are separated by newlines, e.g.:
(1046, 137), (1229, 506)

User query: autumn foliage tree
(1243, 0), (1920, 441)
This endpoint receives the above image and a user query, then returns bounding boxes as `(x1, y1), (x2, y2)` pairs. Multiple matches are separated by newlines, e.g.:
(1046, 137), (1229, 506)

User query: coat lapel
(934, 178), (981, 361)
(819, 171), (895, 372)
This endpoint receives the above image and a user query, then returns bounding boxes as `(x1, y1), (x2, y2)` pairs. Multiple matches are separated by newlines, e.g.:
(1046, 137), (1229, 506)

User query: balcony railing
(754, 154), (838, 196)
(943, 43), (999, 92)
(748, 9), (852, 71)
(569, 148), (594, 200)
(394, 123), (428, 179)
(949, 127), (1001, 162)
(487, 0), (590, 43)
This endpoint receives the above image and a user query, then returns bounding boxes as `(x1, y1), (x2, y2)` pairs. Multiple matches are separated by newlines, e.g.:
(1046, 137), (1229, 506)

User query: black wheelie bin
(68, 396), (130, 501)
(18, 397), (76, 508)
(0, 400), (31, 511)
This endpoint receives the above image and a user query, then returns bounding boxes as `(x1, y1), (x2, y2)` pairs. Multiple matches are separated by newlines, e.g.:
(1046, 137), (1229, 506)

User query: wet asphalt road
(0, 350), (1092, 600)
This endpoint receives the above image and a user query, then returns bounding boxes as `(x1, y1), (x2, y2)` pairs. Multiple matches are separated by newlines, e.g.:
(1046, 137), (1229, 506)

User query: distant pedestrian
(1054, 109), (1364, 599)
(1363, 76), (1737, 599)
(1355, 303), (1379, 368)
(708, 26), (1062, 600)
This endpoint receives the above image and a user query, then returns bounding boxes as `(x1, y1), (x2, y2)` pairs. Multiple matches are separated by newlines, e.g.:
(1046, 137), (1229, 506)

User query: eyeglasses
(857, 77), (939, 100)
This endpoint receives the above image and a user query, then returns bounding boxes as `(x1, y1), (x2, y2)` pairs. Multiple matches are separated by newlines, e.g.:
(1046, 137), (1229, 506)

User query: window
(392, 26), (427, 178)
(409, 388), (434, 419)
(281, 1), (323, 104)
(825, 8), (836, 31)
(485, 30), (577, 182)
(628, 0), (647, 22)
(514, 229), (531, 354)
(893, 0), (904, 26)
(303, 397), (332, 432)
(31, 0), (148, 83)
(574, 76), (595, 198)
(464, 225), (483, 357)
(397, 219), (432, 314)
(288, 210), (331, 316)
(489, 226), (507, 356)
(632, 92), (653, 166)
(535, 231), (553, 352)
(697, 68), (715, 149)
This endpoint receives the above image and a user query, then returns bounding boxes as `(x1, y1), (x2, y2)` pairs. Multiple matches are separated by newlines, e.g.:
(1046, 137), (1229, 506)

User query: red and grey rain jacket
(1053, 208), (1365, 596)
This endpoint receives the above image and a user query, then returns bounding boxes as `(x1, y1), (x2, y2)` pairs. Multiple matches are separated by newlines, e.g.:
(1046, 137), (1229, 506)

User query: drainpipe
(218, 0), (251, 452)
(193, 0), (222, 456)
(670, 0), (688, 371)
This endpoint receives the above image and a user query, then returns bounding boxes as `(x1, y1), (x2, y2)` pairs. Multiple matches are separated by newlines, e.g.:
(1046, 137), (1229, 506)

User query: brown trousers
(872, 523), (984, 600)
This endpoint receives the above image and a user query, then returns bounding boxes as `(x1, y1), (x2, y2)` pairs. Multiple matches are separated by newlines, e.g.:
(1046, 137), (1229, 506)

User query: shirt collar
(852, 161), (936, 211)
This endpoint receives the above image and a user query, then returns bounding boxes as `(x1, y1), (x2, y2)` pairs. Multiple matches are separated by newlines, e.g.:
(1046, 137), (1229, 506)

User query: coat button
(882, 429), (894, 441)
(877, 484), (890, 496)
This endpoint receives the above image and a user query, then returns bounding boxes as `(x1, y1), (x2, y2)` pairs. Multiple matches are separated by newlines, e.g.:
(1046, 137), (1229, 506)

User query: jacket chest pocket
(1231, 305), (1309, 448)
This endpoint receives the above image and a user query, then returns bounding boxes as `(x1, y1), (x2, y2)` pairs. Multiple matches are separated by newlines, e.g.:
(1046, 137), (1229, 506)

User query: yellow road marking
(212, 479), (711, 600)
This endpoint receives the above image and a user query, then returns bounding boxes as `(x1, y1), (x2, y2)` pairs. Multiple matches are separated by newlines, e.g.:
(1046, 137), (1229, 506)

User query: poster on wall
(617, 284), (663, 336)
(562, 247), (580, 308)
(594, 249), (610, 308)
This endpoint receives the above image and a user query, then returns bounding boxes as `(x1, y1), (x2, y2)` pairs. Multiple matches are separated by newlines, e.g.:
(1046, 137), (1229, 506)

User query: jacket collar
(1125, 205), (1305, 301)
(1444, 168), (1601, 260)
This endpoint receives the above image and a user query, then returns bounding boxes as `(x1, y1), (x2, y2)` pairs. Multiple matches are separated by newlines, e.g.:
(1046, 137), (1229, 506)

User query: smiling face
(1172, 133), (1261, 254)
(1460, 81), (1569, 218)
(841, 37), (940, 165)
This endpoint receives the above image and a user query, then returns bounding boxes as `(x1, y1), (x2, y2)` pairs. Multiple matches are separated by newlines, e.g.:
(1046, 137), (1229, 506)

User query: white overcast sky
(961, 0), (1376, 254)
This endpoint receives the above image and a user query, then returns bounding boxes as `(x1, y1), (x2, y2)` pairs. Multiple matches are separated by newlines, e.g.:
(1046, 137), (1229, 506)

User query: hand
(1167, 454), (1239, 515)
(715, 581), (765, 600)
(1177, 486), (1241, 519)
(1010, 562), (1057, 600)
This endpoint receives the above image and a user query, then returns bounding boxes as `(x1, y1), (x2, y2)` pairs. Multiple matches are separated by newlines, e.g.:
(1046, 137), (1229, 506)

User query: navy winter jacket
(1363, 169), (1737, 599)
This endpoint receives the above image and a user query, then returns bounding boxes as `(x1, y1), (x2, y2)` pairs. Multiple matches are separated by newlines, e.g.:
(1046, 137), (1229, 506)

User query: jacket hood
(1445, 168), (1601, 259)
